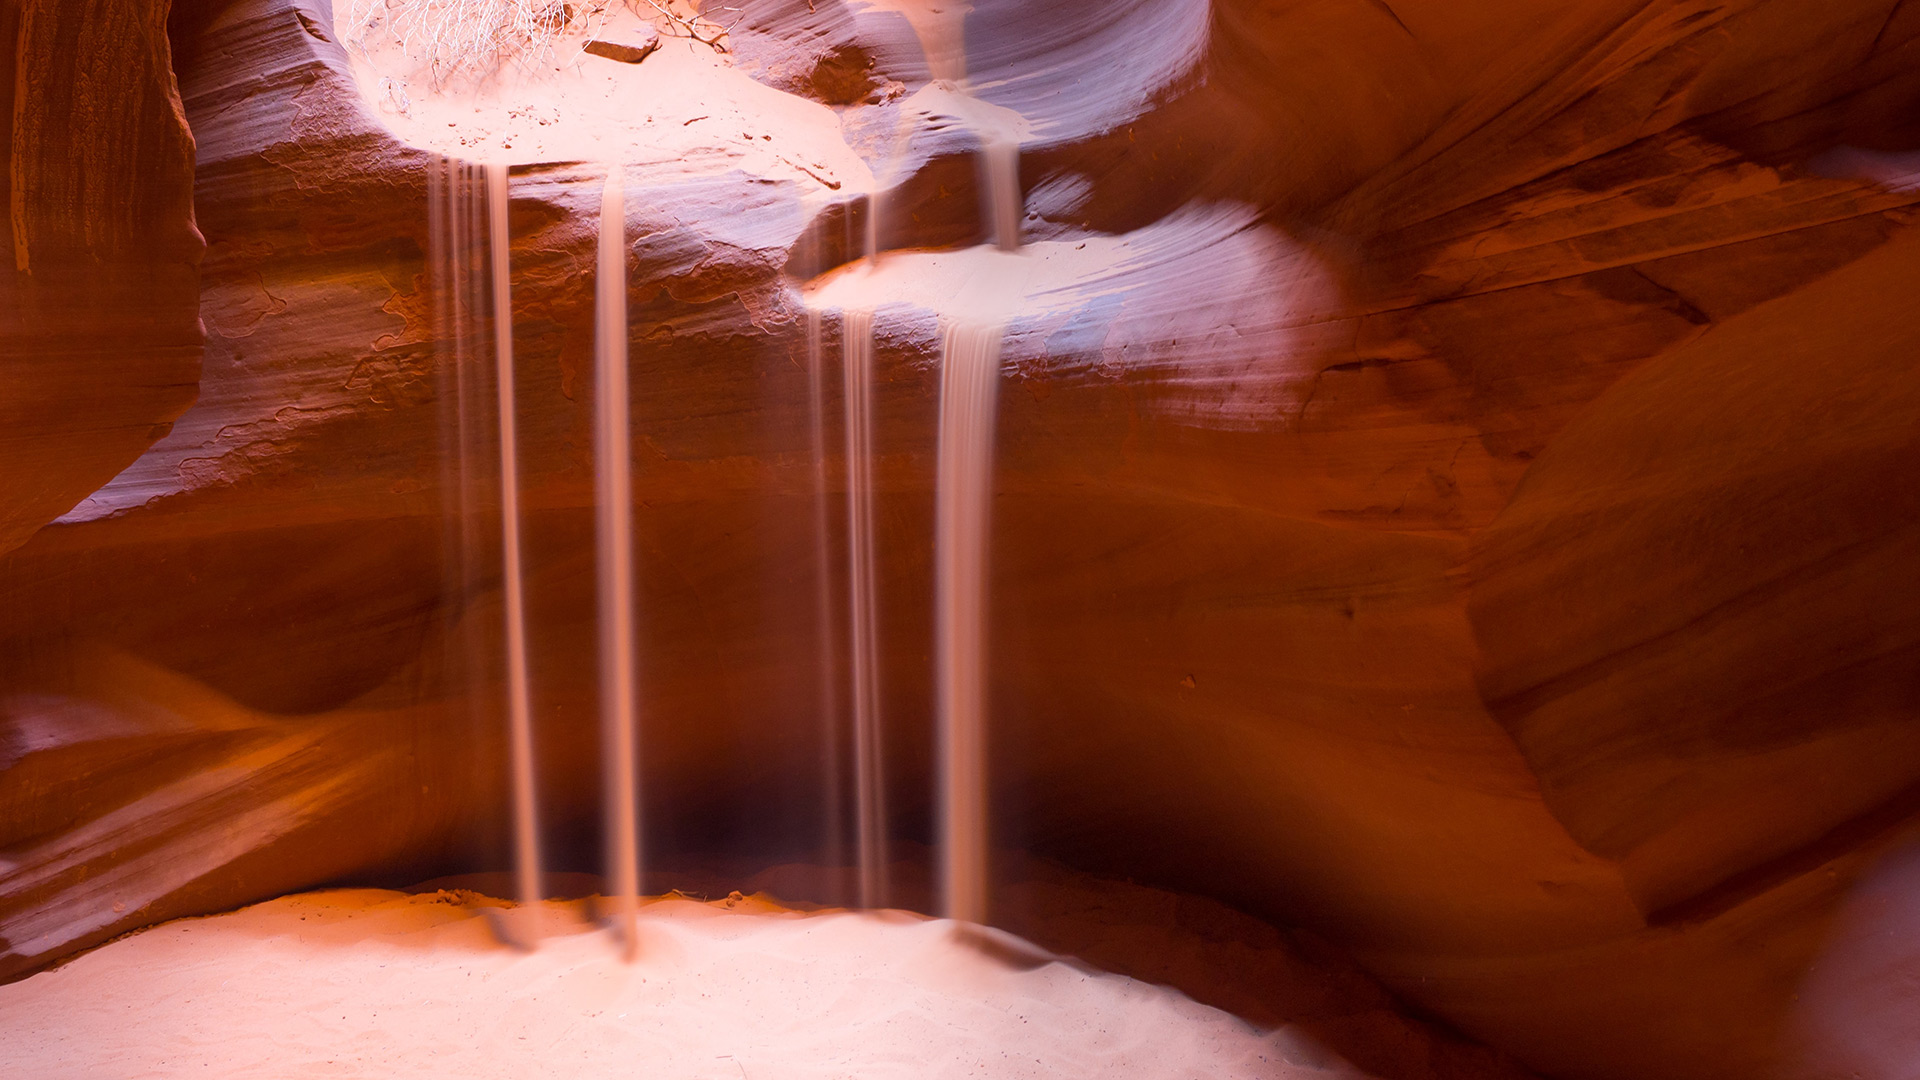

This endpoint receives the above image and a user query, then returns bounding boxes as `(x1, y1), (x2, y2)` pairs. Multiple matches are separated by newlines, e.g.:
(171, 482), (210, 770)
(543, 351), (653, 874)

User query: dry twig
(342, 0), (613, 88)
(635, 0), (745, 53)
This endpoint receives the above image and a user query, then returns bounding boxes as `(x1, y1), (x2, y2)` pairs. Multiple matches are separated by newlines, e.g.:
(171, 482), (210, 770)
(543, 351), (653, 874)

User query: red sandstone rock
(583, 29), (660, 64)
(0, 0), (202, 556)
(2, 3), (1918, 1080)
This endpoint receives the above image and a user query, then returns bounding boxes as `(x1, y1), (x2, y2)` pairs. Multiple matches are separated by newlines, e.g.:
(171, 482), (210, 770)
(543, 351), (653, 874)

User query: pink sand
(0, 889), (1345, 1078)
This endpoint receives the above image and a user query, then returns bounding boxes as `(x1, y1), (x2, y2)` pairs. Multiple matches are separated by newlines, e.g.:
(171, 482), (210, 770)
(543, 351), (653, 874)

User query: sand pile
(0, 889), (1352, 1078)
(335, 0), (871, 187)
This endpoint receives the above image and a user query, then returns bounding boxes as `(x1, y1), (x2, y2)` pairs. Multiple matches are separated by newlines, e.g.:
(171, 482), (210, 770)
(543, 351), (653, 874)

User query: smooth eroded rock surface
(2, 2), (1918, 1079)
(0, 0), (203, 556)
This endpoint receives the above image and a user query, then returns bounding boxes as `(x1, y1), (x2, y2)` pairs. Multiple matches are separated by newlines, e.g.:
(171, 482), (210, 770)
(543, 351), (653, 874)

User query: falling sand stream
(932, 321), (1003, 923)
(486, 162), (545, 944)
(832, 0), (1021, 920)
(423, 161), (642, 955)
(595, 166), (642, 957)
(424, 0), (1022, 938)
(889, 0), (1019, 921)
(841, 307), (890, 909)
(428, 156), (548, 942)
(804, 311), (849, 890)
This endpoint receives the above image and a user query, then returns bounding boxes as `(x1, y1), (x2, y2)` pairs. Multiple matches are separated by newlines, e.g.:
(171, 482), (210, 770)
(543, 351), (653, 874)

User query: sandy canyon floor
(0, 888), (1346, 1079)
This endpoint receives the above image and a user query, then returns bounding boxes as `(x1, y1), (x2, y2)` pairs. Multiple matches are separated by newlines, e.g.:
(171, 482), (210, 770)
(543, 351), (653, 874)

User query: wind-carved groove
(1867, 0), (1911, 59)
(1648, 777), (1920, 927)
(1621, 266), (1711, 326)
(295, 9), (332, 43)
(1487, 525), (1909, 732)
(1365, 0), (1413, 38)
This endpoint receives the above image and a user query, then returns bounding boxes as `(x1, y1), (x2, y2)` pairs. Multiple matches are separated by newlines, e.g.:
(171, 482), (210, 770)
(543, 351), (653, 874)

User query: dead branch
(634, 0), (745, 53)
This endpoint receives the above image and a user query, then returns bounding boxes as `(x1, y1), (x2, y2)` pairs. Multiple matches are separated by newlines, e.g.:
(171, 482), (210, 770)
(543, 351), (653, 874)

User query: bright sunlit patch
(332, 0), (872, 189)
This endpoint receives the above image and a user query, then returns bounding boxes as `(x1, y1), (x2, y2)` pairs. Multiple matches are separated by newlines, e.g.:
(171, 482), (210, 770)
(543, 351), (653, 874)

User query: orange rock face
(0, 0), (203, 556)
(3, 3), (1919, 1080)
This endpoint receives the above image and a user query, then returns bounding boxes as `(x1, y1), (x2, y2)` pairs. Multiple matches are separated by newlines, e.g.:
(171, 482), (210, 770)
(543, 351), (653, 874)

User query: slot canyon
(2, 0), (1918, 1077)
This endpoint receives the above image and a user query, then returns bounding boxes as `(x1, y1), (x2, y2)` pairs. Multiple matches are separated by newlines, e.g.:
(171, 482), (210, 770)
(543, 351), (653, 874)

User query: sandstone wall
(0, 0), (203, 556)
(2, 3), (1918, 1079)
